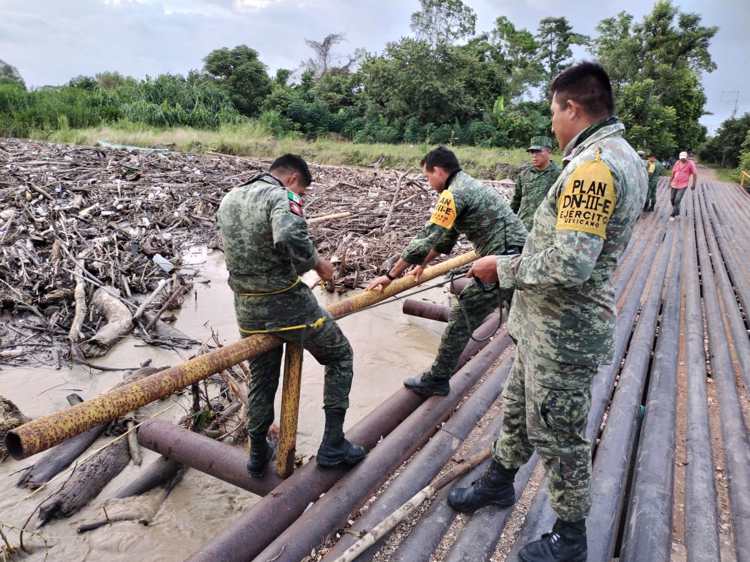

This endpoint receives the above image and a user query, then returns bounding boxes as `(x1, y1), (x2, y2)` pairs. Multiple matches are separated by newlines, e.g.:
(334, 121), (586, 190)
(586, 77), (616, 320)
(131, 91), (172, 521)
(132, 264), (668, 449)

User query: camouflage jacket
(510, 160), (561, 231)
(402, 171), (527, 264)
(646, 160), (665, 190)
(496, 120), (647, 367)
(217, 175), (318, 294)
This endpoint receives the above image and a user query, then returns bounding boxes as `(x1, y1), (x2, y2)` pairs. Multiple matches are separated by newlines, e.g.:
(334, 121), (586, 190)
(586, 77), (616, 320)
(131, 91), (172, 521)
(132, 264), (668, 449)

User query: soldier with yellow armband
(367, 147), (527, 397)
(449, 62), (647, 562)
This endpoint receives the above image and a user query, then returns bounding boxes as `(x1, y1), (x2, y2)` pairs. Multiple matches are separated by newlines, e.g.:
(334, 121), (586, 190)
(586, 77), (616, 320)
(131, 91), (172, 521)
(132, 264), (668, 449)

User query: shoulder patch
(556, 158), (616, 239)
(287, 190), (304, 217)
(430, 190), (457, 229)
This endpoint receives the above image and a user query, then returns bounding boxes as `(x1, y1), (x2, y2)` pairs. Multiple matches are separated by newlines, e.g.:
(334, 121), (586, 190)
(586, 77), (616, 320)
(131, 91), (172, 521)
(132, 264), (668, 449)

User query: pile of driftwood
(0, 138), (515, 367)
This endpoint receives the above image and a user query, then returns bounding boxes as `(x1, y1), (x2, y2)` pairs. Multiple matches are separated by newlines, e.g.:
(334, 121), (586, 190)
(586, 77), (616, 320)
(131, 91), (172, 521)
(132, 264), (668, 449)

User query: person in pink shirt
(669, 151), (697, 219)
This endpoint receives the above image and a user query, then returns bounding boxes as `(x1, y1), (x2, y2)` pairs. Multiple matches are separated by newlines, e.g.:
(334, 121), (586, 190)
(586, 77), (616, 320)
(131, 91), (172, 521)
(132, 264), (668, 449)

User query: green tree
(95, 71), (135, 90)
(274, 69), (292, 86)
(410, 0), (477, 47)
(203, 45), (272, 117)
(617, 79), (677, 156)
(737, 131), (750, 178)
(536, 17), (588, 83)
(0, 59), (25, 89)
(68, 76), (98, 90)
(358, 37), (505, 129)
(491, 16), (544, 99)
(592, 1), (716, 155)
(636, 1), (717, 76)
(593, 13), (640, 97)
(700, 114), (750, 168)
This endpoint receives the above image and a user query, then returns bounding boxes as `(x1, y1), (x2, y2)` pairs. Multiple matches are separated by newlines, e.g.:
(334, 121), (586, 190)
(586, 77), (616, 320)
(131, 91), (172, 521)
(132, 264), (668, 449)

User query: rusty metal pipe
(187, 330), (511, 562)
(130, 312), (507, 498)
(402, 299), (450, 322)
(6, 252), (477, 460)
(320, 357), (513, 561)
(137, 420), (283, 495)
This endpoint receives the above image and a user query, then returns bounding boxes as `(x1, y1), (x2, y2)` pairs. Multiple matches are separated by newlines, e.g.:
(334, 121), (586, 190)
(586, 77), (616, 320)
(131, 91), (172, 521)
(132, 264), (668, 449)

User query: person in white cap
(668, 151), (697, 219)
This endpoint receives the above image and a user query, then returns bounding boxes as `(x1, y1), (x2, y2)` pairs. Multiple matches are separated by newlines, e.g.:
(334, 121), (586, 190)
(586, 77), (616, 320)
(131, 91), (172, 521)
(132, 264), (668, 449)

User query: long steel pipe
(254, 353), (514, 562)
(694, 190), (750, 561)
(137, 420), (283, 495)
(132, 310), (506, 497)
(390, 422), (504, 562)
(188, 333), (510, 562)
(679, 193), (721, 562)
(504, 207), (669, 561)
(620, 192), (702, 562)
(402, 299), (451, 322)
(6, 252), (477, 459)
(320, 356), (513, 561)
(587, 227), (678, 562)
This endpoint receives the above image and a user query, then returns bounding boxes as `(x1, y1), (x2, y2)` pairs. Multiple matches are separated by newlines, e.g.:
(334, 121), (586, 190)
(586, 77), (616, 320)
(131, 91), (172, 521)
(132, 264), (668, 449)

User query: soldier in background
(367, 147), (527, 397)
(511, 136), (560, 231)
(217, 154), (366, 478)
(449, 62), (647, 562)
(643, 151), (664, 212)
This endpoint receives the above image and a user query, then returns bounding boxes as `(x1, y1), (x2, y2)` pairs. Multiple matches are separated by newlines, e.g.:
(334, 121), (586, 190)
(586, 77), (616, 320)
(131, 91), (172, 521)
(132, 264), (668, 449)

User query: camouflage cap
(528, 136), (554, 151)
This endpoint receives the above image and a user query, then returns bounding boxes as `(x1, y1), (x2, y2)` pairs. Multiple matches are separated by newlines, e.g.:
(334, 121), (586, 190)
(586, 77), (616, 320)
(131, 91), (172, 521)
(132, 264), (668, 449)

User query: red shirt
(671, 159), (697, 189)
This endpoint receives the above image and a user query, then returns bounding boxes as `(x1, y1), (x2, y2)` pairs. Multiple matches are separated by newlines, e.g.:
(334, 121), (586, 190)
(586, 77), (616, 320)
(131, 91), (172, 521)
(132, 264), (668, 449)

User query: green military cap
(528, 136), (554, 151)
(637, 149), (646, 157)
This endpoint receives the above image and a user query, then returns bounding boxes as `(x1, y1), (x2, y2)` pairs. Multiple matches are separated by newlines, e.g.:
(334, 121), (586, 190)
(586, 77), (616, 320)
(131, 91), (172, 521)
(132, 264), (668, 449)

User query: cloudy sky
(1, 0), (747, 133)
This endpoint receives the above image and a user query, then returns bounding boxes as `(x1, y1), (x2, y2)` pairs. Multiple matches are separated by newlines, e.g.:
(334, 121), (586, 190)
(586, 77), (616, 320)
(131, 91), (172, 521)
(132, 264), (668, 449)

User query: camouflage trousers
(644, 181), (658, 210)
(234, 284), (354, 441)
(425, 280), (512, 383)
(491, 345), (596, 522)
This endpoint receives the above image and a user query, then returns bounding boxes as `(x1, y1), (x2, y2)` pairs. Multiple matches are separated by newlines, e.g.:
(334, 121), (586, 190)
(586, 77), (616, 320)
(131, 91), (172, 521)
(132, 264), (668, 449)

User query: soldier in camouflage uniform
(367, 147), (527, 397)
(217, 154), (366, 478)
(511, 136), (561, 231)
(643, 151), (664, 212)
(448, 63), (647, 562)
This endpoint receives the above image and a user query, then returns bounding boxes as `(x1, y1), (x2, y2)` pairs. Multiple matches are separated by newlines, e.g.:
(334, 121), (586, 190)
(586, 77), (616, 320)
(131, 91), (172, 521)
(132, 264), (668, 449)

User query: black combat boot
(247, 437), (275, 478)
(403, 374), (450, 397)
(519, 518), (587, 562)
(316, 409), (367, 468)
(447, 459), (517, 513)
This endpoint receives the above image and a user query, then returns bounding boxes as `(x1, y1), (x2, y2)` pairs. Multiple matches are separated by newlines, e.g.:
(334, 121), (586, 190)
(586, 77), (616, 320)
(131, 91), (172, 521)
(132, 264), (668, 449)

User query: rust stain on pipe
(6, 252), (476, 460)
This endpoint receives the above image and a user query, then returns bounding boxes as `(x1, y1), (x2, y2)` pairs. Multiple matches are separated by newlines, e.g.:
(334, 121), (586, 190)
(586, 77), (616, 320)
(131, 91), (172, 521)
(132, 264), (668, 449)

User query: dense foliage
(699, 114), (750, 168)
(0, 0), (715, 154)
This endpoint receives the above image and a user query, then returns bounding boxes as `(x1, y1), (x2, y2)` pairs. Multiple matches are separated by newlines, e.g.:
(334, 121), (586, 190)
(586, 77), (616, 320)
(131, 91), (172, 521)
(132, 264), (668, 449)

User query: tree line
(0, 0), (720, 159)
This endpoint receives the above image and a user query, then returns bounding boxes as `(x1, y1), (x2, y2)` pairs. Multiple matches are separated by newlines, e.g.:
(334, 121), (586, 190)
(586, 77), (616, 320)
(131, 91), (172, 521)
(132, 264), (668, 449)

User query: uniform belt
(237, 276), (302, 297)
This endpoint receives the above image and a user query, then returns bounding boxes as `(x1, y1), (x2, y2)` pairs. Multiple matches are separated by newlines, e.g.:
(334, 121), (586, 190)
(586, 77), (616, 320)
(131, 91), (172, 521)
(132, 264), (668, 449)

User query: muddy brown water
(0, 249), (448, 561)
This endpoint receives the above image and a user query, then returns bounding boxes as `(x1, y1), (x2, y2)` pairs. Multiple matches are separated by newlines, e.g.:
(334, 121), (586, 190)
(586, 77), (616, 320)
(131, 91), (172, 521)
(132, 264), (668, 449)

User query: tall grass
(43, 121), (532, 178)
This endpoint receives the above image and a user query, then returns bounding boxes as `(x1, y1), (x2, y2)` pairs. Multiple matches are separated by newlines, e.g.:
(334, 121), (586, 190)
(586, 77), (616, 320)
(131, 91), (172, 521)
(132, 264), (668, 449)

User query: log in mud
(37, 438), (131, 526)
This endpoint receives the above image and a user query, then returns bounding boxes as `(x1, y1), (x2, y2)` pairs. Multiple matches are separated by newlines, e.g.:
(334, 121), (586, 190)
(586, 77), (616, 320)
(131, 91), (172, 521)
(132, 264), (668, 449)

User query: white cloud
(233, 0), (286, 9)
(101, 0), (149, 5)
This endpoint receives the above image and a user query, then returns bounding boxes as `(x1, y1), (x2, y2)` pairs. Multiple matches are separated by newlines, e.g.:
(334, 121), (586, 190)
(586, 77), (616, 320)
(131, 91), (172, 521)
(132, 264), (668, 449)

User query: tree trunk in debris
(37, 438), (131, 526)
(80, 287), (133, 358)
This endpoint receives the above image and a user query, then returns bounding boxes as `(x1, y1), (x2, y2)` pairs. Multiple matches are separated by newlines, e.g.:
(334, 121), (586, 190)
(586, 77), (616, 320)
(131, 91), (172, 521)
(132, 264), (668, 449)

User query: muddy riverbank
(0, 249), (450, 561)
